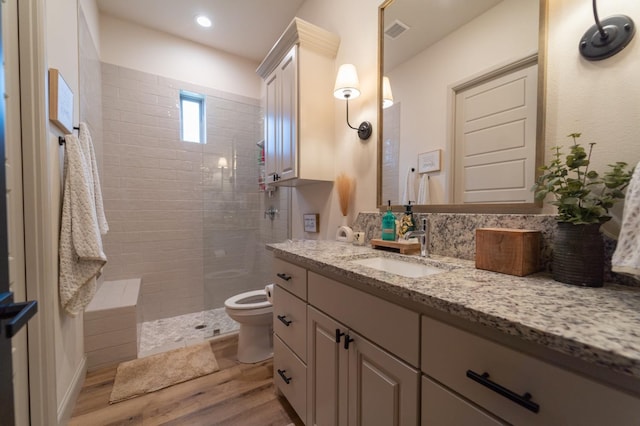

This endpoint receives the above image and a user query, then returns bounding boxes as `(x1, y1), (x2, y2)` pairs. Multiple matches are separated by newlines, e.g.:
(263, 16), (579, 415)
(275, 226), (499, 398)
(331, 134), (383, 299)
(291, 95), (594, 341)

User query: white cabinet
(272, 261), (308, 422)
(307, 273), (420, 426)
(421, 316), (640, 425)
(257, 18), (339, 186)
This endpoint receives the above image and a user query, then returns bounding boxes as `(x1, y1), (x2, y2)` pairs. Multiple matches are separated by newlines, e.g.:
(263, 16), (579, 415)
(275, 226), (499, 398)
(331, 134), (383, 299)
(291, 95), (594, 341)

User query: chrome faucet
(404, 218), (429, 257)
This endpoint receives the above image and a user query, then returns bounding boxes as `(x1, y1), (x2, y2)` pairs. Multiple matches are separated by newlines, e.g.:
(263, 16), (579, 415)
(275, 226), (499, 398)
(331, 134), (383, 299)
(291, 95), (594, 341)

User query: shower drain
(194, 324), (207, 330)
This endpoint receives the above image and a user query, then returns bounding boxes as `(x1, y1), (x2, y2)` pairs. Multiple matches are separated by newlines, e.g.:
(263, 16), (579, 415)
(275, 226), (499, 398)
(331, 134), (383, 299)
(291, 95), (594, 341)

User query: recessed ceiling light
(196, 15), (212, 28)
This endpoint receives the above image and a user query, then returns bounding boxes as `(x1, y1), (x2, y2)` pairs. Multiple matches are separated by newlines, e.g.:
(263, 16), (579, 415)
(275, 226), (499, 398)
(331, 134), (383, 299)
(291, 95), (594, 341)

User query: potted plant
(533, 133), (634, 287)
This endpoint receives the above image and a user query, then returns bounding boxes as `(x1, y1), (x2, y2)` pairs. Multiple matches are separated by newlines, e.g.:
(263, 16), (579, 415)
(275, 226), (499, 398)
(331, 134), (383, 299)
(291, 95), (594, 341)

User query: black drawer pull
(466, 370), (540, 413)
(335, 328), (345, 343)
(277, 369), (292, 384)
(277, 315), (292, 326)
(276, 273), (292, 281)
(344, 334), (354, 350)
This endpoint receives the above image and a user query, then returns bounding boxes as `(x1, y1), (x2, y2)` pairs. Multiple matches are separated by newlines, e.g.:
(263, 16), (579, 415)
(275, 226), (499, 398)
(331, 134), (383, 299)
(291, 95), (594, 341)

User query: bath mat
(109, 341), (219, 404)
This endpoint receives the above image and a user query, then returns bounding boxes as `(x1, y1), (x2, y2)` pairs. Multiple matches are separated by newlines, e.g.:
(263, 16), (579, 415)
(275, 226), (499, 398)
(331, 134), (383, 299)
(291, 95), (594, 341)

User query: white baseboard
(57, 354), (87, 425)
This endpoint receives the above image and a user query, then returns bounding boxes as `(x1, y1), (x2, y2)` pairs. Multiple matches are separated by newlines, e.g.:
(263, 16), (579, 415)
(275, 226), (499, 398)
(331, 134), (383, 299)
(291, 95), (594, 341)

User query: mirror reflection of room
(382, 0), (540, 206)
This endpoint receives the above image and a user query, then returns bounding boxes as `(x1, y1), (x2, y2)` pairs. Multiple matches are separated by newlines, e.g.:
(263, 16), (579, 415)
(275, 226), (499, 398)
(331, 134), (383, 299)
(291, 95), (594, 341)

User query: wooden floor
(69, 333), (304, 426)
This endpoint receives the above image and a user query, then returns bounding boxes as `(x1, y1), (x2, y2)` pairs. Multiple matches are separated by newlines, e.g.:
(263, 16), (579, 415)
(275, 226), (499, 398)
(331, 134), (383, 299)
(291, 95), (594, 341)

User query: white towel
(612, 162), (640, 280)
(59, 123), (109, 316)
(401, 167), (416, 205)
(417, 174), (431, 204)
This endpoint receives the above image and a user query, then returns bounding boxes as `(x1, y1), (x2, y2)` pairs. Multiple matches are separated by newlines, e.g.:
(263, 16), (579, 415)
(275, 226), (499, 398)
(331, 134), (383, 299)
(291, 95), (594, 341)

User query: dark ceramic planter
(552, 222), (604, 287)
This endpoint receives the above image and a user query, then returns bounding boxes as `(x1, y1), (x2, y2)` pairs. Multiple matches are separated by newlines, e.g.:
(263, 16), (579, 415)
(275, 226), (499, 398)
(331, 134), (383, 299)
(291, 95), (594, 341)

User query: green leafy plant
(533, 133), (634, 225)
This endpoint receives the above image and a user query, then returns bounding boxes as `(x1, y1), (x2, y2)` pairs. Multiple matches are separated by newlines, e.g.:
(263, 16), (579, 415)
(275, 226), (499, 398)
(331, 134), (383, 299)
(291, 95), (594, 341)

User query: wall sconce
(217, 157), (228, 169)
(579, 0), (635, 61)
(333, 64), (372, 140)
(382, 76), (394, 109)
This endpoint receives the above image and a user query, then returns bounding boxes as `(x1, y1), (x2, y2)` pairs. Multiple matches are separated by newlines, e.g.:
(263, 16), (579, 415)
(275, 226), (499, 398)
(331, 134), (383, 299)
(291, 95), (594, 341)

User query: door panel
(1, 0), (30, 424)
(307, 306), (348, 426)
(454, 63), (537, 204)
(348, 331), (419, 426)
(279, 47), (297, 181)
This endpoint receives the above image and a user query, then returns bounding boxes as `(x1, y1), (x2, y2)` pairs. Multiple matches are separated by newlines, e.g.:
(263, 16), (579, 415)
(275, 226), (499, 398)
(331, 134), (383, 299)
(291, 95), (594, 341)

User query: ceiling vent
(384, 20), (410, 40)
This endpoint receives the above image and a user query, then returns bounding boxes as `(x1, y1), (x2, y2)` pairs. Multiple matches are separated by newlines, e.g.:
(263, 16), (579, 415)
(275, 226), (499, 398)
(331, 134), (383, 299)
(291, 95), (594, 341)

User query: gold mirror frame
(377, 0), (549, 213)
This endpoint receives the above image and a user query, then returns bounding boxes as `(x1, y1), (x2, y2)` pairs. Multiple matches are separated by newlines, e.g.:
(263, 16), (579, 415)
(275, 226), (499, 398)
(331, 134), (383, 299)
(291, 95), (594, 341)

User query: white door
(454, 63), (538, 204)
(278, 47), (297, 182)
(307, 306), (348, 426)
(347, 331), (419, 426)
(1, 0), (31, 424)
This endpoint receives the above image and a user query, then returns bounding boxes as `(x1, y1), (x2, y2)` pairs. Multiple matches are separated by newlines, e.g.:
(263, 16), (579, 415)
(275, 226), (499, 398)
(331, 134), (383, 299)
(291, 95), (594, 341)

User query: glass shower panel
(202, 96), (290, 310)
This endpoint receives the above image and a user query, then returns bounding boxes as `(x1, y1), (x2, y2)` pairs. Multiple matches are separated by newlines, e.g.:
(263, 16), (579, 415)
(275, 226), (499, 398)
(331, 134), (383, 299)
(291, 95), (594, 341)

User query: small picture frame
(418, 149), (441, 173)
(303, 213), (319, 233)
(48, 68), (74, 134)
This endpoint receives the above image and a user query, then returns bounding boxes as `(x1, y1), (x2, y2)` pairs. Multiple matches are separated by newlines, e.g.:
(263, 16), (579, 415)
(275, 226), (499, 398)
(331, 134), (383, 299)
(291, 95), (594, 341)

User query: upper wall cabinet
(257, 18), (340, 186)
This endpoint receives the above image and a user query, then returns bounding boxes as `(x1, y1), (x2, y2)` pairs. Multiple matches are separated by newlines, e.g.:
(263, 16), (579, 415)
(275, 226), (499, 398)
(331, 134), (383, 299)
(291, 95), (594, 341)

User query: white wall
(99, 14), (262, 100)
(545, 0), (640, 177)
(45, 0), (86, 418)
(292, 0), (381, 240)
(79, 0), (100, 53)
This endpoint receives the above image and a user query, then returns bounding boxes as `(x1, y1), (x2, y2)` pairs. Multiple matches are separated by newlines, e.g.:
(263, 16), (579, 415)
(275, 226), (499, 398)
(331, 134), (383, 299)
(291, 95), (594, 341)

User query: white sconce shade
(334, 64), (361, 100)
(382, 76), (394, 109)
(217, 157), (228, 168)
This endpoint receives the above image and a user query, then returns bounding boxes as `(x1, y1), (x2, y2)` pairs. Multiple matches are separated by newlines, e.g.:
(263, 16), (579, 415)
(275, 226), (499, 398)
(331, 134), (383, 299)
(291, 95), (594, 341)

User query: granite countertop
(267, 239), (640, 381)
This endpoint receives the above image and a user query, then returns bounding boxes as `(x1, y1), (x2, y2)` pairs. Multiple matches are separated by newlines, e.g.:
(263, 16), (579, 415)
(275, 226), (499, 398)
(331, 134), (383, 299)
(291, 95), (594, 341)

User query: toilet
(224, 289), (273, 363)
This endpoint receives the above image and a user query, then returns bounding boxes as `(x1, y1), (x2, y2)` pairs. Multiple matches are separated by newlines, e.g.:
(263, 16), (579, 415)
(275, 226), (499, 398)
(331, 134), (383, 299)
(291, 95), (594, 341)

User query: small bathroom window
(180, 91), (206, 143)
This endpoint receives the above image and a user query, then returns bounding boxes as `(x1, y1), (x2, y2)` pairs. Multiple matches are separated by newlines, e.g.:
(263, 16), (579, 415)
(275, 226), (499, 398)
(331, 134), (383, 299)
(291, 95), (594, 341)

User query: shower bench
(84, 278), (142, 371)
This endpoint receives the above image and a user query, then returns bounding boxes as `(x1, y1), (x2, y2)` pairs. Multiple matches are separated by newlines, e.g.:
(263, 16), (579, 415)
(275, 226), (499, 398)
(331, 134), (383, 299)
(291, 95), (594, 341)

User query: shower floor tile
(138, 307), (239, 358)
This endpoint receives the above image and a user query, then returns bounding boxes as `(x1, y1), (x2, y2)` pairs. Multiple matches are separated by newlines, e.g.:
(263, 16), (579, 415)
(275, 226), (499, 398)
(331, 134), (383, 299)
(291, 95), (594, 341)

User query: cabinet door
(422, 376), (506, 426)
(264, 69), (279, 181)
(307, 306), (348, 426)
(278, 46), (298, 181)
(348, 331), (419, 426)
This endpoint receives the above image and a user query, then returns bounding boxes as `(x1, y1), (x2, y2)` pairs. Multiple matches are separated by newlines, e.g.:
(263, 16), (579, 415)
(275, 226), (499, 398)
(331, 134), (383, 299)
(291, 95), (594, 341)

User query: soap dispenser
(381, 200), (396, 241)
(399, 201), (415, 239)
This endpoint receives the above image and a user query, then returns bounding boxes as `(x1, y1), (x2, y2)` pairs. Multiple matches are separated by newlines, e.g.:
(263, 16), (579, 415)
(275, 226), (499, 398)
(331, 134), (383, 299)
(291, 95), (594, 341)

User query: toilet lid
(224, 289), (271, 310)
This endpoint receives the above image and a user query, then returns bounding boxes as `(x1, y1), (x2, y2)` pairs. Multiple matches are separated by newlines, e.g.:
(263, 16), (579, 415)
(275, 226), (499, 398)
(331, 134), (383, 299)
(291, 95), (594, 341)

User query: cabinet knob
(277, 314), (292, 326)
(277, 369), (292, 384)
(335, 328), (345, 343)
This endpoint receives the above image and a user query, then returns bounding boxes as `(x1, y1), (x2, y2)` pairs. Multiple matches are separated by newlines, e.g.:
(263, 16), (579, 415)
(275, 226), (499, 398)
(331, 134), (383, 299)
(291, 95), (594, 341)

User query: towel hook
(58, 126), (81, 145)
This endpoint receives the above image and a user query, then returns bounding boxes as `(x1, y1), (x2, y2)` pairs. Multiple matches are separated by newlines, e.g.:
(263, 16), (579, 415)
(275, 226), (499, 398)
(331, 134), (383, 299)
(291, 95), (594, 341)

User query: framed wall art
(418, 149), (441, 173)
(49, 68), (74, 134)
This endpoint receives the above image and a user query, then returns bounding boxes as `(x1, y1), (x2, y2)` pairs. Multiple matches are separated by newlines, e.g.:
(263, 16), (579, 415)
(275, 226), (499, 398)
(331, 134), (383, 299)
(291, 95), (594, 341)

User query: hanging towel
(59, 123), (109, 316)
(612, 162), (640, 280)
(401, 167), (416, 205)
(417, 174), (431, 204)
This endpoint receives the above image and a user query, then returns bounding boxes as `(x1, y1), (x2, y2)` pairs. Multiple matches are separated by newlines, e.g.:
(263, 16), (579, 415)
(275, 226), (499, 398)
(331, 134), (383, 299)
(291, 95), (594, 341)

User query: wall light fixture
(579, 0), (635, 61)
(333, 64), (372, 140)
(382, 76), (394, 109)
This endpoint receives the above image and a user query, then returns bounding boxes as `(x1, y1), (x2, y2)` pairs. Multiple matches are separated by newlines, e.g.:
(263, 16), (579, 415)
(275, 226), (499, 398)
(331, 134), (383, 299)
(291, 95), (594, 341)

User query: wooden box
(475, 228), (541, 277)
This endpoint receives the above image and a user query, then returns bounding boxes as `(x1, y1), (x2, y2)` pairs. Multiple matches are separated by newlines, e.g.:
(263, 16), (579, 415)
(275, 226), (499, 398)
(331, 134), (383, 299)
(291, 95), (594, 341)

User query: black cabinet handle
(335, 328), (345, 343)
(277, 369), (292, 384)
(277, 315), (292, 326)
(276, 273), (292, 281)
(344, 335), (354, 350)
(466, 370), (539, 413)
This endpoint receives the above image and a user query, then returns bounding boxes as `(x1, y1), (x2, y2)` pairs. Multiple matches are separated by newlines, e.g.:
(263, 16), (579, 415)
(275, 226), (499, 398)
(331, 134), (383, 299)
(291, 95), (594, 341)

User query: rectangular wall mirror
(378, 0), (547, 213)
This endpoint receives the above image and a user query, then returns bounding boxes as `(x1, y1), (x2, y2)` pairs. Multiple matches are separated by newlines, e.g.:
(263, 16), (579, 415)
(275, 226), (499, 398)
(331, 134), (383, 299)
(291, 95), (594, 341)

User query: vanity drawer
(274, 335), (307, 422)
(421, 316), (640, 425)
(308, 271), (419, 367)
(422, 375), (507, 426)
(273, 258), (307, 300)
(273, 285), (307, 362)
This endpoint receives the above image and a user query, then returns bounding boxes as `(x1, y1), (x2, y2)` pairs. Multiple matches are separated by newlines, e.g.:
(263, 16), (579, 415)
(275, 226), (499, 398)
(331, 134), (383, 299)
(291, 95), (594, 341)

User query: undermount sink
(351, 257), (446, 278)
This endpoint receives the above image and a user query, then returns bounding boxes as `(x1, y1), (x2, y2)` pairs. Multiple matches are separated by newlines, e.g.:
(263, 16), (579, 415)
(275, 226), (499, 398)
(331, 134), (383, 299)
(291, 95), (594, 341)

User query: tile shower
(80, 16), (289, 355)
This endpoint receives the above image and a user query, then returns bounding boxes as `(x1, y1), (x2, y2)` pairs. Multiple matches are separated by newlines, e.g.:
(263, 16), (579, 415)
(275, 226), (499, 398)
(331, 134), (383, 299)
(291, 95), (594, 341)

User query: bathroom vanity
(269, 240), (640, 425)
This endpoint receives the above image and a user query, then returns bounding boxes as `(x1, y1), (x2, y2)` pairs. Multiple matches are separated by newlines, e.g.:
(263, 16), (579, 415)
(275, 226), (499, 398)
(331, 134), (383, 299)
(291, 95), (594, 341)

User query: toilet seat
(224, 289), (271, 310)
